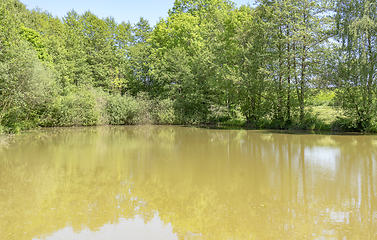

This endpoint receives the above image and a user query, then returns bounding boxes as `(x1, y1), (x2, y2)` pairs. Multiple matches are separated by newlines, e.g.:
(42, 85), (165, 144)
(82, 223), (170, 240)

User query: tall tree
(334, 0), (377, 130)
(62, 10), (92, 86)
(293, 0), (333, 122)
(127, 18), (154, 95)
(255, 0), (332, 126)
(0, 0), (57, 131)
(82, 11), (117, 90)
(151, 0), (240, 123)
(235, 4), (272, 124)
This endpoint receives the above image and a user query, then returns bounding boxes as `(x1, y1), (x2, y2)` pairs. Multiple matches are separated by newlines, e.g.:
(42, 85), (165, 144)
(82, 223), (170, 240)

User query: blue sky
(20, 0), (255, 26)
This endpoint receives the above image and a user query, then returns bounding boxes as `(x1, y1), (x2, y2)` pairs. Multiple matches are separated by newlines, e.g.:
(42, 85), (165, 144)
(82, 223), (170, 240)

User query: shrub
(266, 118), (287, 130)
(222, 118), (246, 127)
(106, 94), (139, 125)
(106, 92), (176, 125)
(174, 96), (209, 124)
(367, 122), (377, 133)
(259, 111), (330, 131)
(50, 87), (99, 126)
(207, 105), (230, 124)
(92, 88), (110, 125)
(331, 117), (358, 132)
(134, 92), (152, 124)
(297, 112), (330, 131)
(0, 40), (57, 132)
(152, 98), (176, 125)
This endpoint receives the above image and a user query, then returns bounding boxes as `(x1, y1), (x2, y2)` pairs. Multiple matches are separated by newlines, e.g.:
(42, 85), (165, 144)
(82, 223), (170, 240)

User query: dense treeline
(0, 0), (377, 133)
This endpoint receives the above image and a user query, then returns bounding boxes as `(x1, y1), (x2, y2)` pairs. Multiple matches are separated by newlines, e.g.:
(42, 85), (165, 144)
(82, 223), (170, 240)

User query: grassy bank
(217, 89), (377, 133)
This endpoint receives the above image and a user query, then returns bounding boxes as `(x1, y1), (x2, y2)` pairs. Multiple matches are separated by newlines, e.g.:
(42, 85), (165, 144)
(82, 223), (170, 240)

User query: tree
(293, 0), (333, 122)
(0, 0), (57, 131)
(81, 11), (117, 90)
(233, 5), (272, 124)
(334, 0), (377, 130)
(111, 20), (133, 94)
(61, 10), (92, 86)
(127, 18), (154, 95)
(252, 0), (332, 127)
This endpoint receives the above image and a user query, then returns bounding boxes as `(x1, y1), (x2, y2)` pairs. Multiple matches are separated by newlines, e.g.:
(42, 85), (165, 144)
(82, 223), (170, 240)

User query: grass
(214, 89), (342, 131)
(311, 105), (342, 125)
(308, 89), (342, 125)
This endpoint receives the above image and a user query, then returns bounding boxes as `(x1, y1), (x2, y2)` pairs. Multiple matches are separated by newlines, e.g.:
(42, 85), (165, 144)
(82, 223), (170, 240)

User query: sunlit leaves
(334, 0), (377, 130)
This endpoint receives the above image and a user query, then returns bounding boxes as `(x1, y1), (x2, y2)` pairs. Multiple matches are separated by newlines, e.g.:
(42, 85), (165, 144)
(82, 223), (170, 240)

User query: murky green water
(0, 126), (376, 239)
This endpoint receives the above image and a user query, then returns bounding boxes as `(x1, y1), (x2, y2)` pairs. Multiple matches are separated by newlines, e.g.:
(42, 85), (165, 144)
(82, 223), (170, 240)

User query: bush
(367, 122), (377, 133)
(152, 98), (176, 125)
(106, 92), (177, 125)
(0, 39), (58, 132)
(93, 88), (110, 125)
(106, 94), (139, 125)
(296, 112), (330, 131)
(207, 105), (230, 124)
(50, 87), (99, 126)
(134, 92), (152, 124)
(265, 119), (287, 130)
(331, 117), (358, 132)
(174, 96), (209, 124)
(222, 118), (246, 127)
(259, 111), (330, 131)
(331, 115), (377, 132)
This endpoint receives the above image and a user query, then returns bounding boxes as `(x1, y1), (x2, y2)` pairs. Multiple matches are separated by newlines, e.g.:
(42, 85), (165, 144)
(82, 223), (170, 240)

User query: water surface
(0, 126), (376, 239)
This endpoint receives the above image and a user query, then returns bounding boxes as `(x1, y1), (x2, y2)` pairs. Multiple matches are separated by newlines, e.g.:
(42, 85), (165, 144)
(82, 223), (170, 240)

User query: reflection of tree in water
(0, 126), (376, 239)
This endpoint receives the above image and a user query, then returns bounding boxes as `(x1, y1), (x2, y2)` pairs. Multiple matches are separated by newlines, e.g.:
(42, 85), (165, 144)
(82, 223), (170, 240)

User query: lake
(0, 126), (376, 239)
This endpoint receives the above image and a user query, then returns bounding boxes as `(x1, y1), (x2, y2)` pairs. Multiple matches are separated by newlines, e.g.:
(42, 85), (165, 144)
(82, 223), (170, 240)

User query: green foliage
(151, 98), (176, 125)
(331, 117), (360, 132)
(93, 88), (111, 125)
(207, 105), (230, 124)
(174, 95), (209, 124)
(1, 0), (377, 133)
(295, 112), (330, 131)
(260, 111), (330, 131)
(106, 94), (139, 125)
(222, 118), (246, 127)
(331, 116), (377, 133)
(107, 93), (176, 125)
(307, 89), (336, 106)
(0, 37), (57, 132)
(50, 87), (100, 126)
(133, 92), (153, 124)
(19, 24), (52, 62)
(334, 0), (377, 131)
